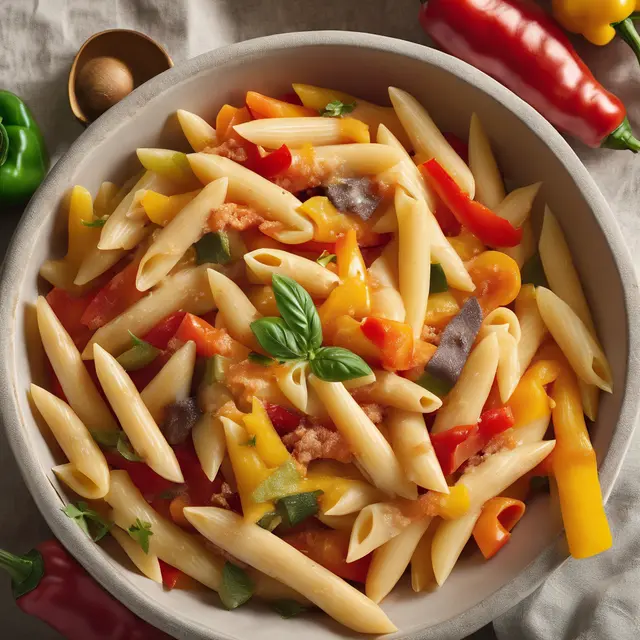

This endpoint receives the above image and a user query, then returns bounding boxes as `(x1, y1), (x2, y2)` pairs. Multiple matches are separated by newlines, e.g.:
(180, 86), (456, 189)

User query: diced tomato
(263, 402), (302, 435)
(81, 259), (145, 331)
(243, 143), (292, 178)
(283, 530), (371, 583)
(443, 132), (469, 164)
(46, 287), (95, 350)
(105, 453), (177, 499)
(174, 313), (232, 358)
(142, 312), (186, 350)
(360, 317), (413, 371)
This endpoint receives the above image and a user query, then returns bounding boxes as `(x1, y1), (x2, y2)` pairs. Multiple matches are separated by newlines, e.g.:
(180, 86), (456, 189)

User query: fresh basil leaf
(520, 253), (548, 288)
(276, 490), (323, 528)
(256, 512), (282, 532)
(250, 317), (307, 361)
(309, 346), (372, 382)
(271, 274), (322, 352)
(252, 460), (300, 503)
(248, 352), (276, 366)
(219, 562), (255, 610)
(91, 430), (142, 463)
(270, 599), (308, 619)
(430, 263), (448, 293)
(116, 332), (160, 371)
(321, 100), (356, 118)
(316, 251), (337, 268)
(128, 518), (153, 554)
(116, 433), (142, 461)
(62, 502), (112, 542)
(81, 217), (107, 227)
(194, 231), (232, 265)
(415, 370), (453, 399)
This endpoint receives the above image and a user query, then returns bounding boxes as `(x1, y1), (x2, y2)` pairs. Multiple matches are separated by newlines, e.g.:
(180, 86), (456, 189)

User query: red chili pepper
(142, 311), (186, 349)
(421, 159), (522, 247)
(419, 0), (640, 152)
(263, 401), (302, 435)
(431, 406), (514, 474)
(243, 143), (292, 179)
(0, 540), (170, 639)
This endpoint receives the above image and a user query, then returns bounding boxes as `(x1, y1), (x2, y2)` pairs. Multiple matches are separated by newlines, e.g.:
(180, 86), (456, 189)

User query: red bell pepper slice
(174, 313), (232, 358)
(420, 159), (522, 247)
(443, 132), (469, 164)
(243, 143), (292, 179)
(46, 287), (95, 350)
(159, 561), (188, 590)
(142, 312), (186, 350)
(263, 402), (302, 435)
(81, 259), (145, 331)
(282, 530), (371, 583)
(431, 407), (515, 475)
(360, 316), (414, 371)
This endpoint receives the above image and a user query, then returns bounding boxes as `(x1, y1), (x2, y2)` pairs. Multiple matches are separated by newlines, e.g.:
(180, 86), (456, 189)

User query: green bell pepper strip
(0, 90), (49, 206)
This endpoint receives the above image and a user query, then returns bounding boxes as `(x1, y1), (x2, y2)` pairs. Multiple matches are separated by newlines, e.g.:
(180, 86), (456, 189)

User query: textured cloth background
(0, 1), (639, 639)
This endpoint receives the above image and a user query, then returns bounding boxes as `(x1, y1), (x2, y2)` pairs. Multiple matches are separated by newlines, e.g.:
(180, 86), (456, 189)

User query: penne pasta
(94, 181), (120, 217)
(274, 361), (309, 413)
(308, 143), (405, 176)
(140, 341), (197, 423)
(536, 287), (612, 393)
(207, 268), (261, 350)
(110, 526), (162, 583)
(177, 109), (217, 152)
(184, 507), (397, 634)
(365, 370), (442, 413)
(36, 296), (118, 432)
(192, 413), (226, 481)
(30, 385), (110, 499)
(387, 409), (448, 493)
(468, 113), (505, 209)
(411, 520), (438, 592)
(317, 512), (358, 531)
(188, 153), (313, 244)
(74, 246), (129, 287)
(136, 178), (228, 291)
(83, 264), (215, 358)
(432, 332), (499, 434)
(368, 238), (406, 322)
(396, 188), (431, 339)
(366, 517), (432, 603)
(93, 344), (184, 483)
(431, 440), (556, 585)
(495, 183), (541, 228)
(515, 284), (547, 375)
(234, 117), (369, 148)
(308, 376), (417, 499)
(388, 87), (475, 197)
(244, 248), (339, 297)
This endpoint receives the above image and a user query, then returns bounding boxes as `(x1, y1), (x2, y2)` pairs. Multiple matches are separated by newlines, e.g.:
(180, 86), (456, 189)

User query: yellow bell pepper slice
(298, 196), (352, 242)
(141, 189), (200, 226)
(507, 360), (561, 428)
(425, 291), (460, 329)
(242, 397), (290, 468)
(319, 278), (371, 340)
(339, 118), (370, 143)
(247, 285), (280, 316)
(336, 228), (367, 281)
(331, 315), (381, 361)
(448, 229), (485, 261)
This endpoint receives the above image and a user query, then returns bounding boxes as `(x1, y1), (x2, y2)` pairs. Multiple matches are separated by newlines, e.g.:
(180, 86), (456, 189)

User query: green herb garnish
(219, 562), (255, 610)
(91, 429), (142, 462)
(128, 518), (153, 554)
(430, 263), (448, 293)
(321, 100), (356, 118)
(194, 231), (232, 265)
(116, 332), (160, 371)
(81, 217), (107, 228)
(270, 599), (308, 619)
(62, 502), (112, 542)
(275, 490), (323, 528)
(316, 251), (337, 267)
(242, 435), (257, 447)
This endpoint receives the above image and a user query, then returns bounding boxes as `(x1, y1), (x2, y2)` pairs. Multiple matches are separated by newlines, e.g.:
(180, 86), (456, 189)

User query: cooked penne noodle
(387, 409), (448, 493)
(495, 183), (541, 227)
(206, 268), (261, 350)
(431, 440), (556, 585)
(188, 153), (313, 244)
(140, 341), (196, 422)
(317, 512), (358, 531)
(396, 188), (431, 339)
(74, 246), (129, 286)
(468, 113), (505, 209)
(536, 287), (612, 393)
(93, 345), (184, 483)
(36, 296), (118, 432)
(500, 219), (535, 268)
(244, 248), (339, 297)
(368, 238), (406, 321)
(411, 519), (438, 592)
(110, 526), (162, 583)
(342, 372), (378, 390)
(83, 264), (215, 358)
(514, 415), (552, 445)
(94, 181), (120, 217)
(515, 285), (548, 375)
(136, 178), (228, 291)
(30, 385), (110, 499)
(309, 143), (405, 176)
(432, 332), (499, 434)
(177, 109), (217, 152)
(308, 376), (417, 499)
(388, 87), (475, 197)
(275, 361), (309, 413)
(192, 413), (226, 481)
(234, 117), (369, 148)
(481, 307), (521, 342)
(366, 517), (432, 603)
(371, 202), (398, 234)
(366, 370), (441, 413)
(184, 507), (397, 634)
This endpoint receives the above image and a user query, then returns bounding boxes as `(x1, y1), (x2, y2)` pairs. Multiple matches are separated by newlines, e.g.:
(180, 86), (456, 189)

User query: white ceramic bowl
(1, 31), (639, 640)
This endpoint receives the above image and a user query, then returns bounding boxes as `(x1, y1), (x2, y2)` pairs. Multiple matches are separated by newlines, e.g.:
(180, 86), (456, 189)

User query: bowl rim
(1, 30), (639, 640)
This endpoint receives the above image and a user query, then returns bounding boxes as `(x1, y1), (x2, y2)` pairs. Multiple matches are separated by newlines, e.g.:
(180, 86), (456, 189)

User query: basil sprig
(250, 275), (371, 382)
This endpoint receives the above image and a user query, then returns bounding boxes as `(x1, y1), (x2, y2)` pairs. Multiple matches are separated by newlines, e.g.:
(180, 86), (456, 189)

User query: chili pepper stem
(601, 117), (640, 153)
(0, 549), (35, 585)
(614, 18), (640, 71)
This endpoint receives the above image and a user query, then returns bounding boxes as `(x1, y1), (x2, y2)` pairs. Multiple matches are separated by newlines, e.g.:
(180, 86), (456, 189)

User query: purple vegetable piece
(325, 177), (381, 220)
(161, 397), (202, 445)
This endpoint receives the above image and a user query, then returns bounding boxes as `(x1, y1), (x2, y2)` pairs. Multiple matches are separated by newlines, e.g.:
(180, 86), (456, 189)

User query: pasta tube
(495, 183), (541, 228)
(188, 153), (313, 244)
(468, 113), (505, 209)
(411, 521), (438, 592)
(30, 385), (110, 499)
(184, 507), (397, 634)
(366, 370), (441, 413)
(93, 344), (183, 483)
(177, 109), (217, 152)
(110, 527), (162, 583)
(274, 361), (309, 413)
(192, 413), (226, 482)
(309, 143), (405, 175)
(515, 284), (547, 375)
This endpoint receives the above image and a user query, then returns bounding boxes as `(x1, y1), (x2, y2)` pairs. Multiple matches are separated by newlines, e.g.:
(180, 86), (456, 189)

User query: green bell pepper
(0, 90), (49, 206)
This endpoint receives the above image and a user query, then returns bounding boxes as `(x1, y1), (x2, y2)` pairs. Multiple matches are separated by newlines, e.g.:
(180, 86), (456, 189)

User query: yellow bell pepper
(331, 315), (381, 361)
(552, 0), (640, 48)
(425, 291), (460, 329)
(242, 397), (290, 468)
(141, 189), (200, 226)
(298, 196), (352, 242)
(339, 118), (371, 143)
(400, 484), (470, 521)
(247, 285), (280, 316)
(543, 344), (612, 558)
(507, 360), (561, 428)
(448, 229), (485, 261)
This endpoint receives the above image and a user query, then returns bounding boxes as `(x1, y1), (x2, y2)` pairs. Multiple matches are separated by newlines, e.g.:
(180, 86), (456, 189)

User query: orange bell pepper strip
(331, 315), (382, 363)
(549, 352), (612, 559)
(335, 228), (367, 281)
(472, 496), (526, 559)
(421, 159), (522, 247)
(216, 105), (252, 142)
(245, 91), (317, 119)
(506, 360), (561, 428)
(464, 251), (522, 314)
(360, 316), (414, 371)
(174, 313), (248, 360)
